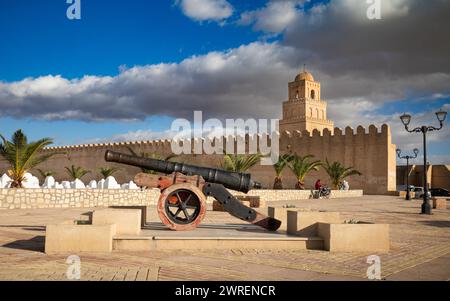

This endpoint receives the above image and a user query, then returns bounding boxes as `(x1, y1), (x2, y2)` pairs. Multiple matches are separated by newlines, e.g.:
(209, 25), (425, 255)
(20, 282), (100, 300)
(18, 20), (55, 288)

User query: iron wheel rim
(164, 189), (202, 225)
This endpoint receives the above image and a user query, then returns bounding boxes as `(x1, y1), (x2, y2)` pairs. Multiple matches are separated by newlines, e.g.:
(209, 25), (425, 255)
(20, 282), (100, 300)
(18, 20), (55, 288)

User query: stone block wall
(0, 188), (159, 210)
(0, 124), (395, 195)
(0, 188), (363, 210)
(397, 164), (450, 190)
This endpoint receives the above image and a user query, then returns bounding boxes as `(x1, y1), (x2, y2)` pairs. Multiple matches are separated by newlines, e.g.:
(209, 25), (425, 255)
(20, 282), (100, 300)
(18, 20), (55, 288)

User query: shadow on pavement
(418, 220), (450, 228)
(0, 225), (45, 232)
(2, 236), (45, 252)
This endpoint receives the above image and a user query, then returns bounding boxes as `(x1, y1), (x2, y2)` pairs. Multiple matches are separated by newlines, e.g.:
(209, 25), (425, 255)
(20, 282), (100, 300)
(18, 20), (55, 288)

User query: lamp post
(399, 109), (447, 214)
(396, 148), (419, 200)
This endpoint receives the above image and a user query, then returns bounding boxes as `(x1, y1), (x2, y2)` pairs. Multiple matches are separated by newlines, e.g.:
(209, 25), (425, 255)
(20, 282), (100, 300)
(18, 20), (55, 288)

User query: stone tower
(279, 69), (334, 134)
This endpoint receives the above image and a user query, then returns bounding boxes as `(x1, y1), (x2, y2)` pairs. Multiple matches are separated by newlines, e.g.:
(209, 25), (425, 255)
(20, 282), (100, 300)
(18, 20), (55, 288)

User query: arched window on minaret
(309, 108), (313, 117)
(311, 90), (315, 99)
(295, 91), (299, 99)
(315, 108), (319, 118)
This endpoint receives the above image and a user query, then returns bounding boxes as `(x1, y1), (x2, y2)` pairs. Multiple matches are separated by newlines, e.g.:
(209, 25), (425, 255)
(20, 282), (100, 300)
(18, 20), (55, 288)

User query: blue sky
(0, 0), (265, 81)
(0, 0), (449, 163)
(0, 0), (267, 144)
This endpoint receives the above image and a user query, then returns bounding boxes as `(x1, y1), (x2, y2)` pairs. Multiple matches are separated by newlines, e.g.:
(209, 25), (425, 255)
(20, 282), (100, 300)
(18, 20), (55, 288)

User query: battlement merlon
(42, 124), (393, 152)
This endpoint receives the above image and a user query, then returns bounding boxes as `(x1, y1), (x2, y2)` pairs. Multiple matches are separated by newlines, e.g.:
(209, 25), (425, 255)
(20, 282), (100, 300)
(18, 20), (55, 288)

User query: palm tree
(98, 167), (119, 178)
(272, 154), (294, 189)
(323, 159), (362, 189)
(65, 165), (90, 180)
(0, 130), (57, 188)
(37, 169), (55, 178)
(126, 146), (178, 174)
(288, 154), (322, 190)
(221, 153), (263, 173)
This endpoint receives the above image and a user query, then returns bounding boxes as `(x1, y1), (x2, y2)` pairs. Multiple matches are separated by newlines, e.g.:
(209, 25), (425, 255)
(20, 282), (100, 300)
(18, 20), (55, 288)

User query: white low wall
(231, 189), (363, 202)
(0, 189), (363, 210)
(0, 188), (159, 210)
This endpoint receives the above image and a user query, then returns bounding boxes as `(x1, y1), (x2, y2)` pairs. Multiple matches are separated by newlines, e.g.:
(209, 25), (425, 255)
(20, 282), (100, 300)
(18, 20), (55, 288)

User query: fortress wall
(0, 124), (396, 194)
(430, 165), (450, 189)
(252, 124), (396, 194)
(397, 164), (450, 190)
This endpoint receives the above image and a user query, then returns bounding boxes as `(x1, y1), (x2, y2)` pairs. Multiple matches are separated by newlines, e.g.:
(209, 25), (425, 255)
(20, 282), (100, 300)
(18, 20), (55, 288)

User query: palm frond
(273, 154), (294, 176)
(65, 165), (91, 180)
(37, 169), (55, 178)
(288, 154), (322, 182)
(221, 153), (263, 173)
(125, 146), (138, 156)
(323, 158), (362, 189)
(0, 130), (57, 187)
(98, 167), (119, 178)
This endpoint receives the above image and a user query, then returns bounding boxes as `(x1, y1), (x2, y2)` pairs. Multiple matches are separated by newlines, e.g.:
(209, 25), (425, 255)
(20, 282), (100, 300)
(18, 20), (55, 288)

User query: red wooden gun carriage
(105, 150), (281, 231)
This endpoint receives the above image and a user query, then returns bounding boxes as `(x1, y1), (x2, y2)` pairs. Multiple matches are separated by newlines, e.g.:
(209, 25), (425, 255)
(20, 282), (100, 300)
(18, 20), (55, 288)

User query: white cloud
(1, 0), (449, 162)
(107, 129), (178, 143)
(238, 0), (302, 33)
(334, 0), (410, 22)
(177, 0), (233, 22)
(0, 42), (297, 121)
(327, 100), (450, 165)
(89, 125), (249, 144)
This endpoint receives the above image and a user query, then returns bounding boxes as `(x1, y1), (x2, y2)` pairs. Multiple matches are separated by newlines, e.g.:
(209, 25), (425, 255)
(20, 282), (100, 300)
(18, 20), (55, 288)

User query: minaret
(279, 69), (334, 134)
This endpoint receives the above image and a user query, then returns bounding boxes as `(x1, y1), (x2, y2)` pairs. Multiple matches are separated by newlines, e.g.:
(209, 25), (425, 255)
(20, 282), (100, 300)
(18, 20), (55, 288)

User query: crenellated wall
(0, 124), (396, 194)
(254, 124), (396, 194)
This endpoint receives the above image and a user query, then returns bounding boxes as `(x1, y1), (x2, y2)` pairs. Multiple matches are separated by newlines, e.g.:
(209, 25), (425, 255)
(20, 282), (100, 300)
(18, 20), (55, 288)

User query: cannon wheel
(157, 183), (207, 231)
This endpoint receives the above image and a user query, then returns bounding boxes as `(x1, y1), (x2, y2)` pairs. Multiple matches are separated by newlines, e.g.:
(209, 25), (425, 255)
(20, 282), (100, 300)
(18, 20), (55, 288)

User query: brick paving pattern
(0, 196), (449, 280)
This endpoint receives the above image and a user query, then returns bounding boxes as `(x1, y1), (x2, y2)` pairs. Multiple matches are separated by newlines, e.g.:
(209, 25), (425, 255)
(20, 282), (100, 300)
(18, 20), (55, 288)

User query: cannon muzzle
(105, 150), (261, 193)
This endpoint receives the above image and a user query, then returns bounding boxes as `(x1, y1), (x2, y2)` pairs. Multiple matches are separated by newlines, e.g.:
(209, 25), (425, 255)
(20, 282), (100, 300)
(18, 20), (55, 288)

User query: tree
(98, 167), (119, 178)
(288, 154), (322, 190)
(0, 130), (57, 188)
(37, 169), (55, 178)
(272, 154), (294, 189)
(65, 165), (90, 180)
(323, 159), (362, 189)
(126, 146), (178, 174)
(221, 153), (263, 173)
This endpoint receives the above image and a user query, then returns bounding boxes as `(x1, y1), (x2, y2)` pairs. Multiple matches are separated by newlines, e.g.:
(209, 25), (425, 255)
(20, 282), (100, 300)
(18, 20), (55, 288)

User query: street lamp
(400, 109), (447, 214)
(396, 148), (419, 200)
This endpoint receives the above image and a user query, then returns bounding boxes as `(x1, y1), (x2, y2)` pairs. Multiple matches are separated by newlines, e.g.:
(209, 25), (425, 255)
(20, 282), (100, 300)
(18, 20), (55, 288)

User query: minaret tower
(279, 67), (334, 134)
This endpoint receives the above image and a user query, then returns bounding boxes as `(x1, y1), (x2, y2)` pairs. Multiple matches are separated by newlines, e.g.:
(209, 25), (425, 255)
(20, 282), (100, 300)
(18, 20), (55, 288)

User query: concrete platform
(113, 222), (324, 251)
(1, 195), (450, 280)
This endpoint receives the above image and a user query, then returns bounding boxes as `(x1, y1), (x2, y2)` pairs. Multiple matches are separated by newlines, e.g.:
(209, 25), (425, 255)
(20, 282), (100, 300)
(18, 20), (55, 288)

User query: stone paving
(0, 195), (449, 281)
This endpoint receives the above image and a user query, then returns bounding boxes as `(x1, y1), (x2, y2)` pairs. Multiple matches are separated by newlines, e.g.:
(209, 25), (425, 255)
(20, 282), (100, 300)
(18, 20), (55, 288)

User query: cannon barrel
(105, 150), (261, 193)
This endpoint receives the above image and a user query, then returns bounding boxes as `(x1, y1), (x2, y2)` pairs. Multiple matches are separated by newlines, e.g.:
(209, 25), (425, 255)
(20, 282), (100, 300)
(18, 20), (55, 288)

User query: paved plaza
(0, 195), (449, 281)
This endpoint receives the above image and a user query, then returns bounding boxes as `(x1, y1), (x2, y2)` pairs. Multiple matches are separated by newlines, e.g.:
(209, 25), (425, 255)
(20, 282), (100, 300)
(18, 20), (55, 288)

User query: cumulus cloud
(176, 0), (233, 22)
(330, 102), (450, 153)
(88, 124), (251, 144)
(238, 0), (303, 33)
(283, 0), (450, 77)
(1, 0), (450, 161)
(0, 42), (298, 121)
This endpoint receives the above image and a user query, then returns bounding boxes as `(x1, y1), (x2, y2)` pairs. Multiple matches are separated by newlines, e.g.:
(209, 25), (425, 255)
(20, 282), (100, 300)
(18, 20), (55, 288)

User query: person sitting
(343, 180), (349, 191)
(315, 179), (322, 190)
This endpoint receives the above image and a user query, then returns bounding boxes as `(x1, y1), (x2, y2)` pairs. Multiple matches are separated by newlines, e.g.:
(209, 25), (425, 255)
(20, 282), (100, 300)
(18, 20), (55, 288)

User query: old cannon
(105, 150), (281, 231)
